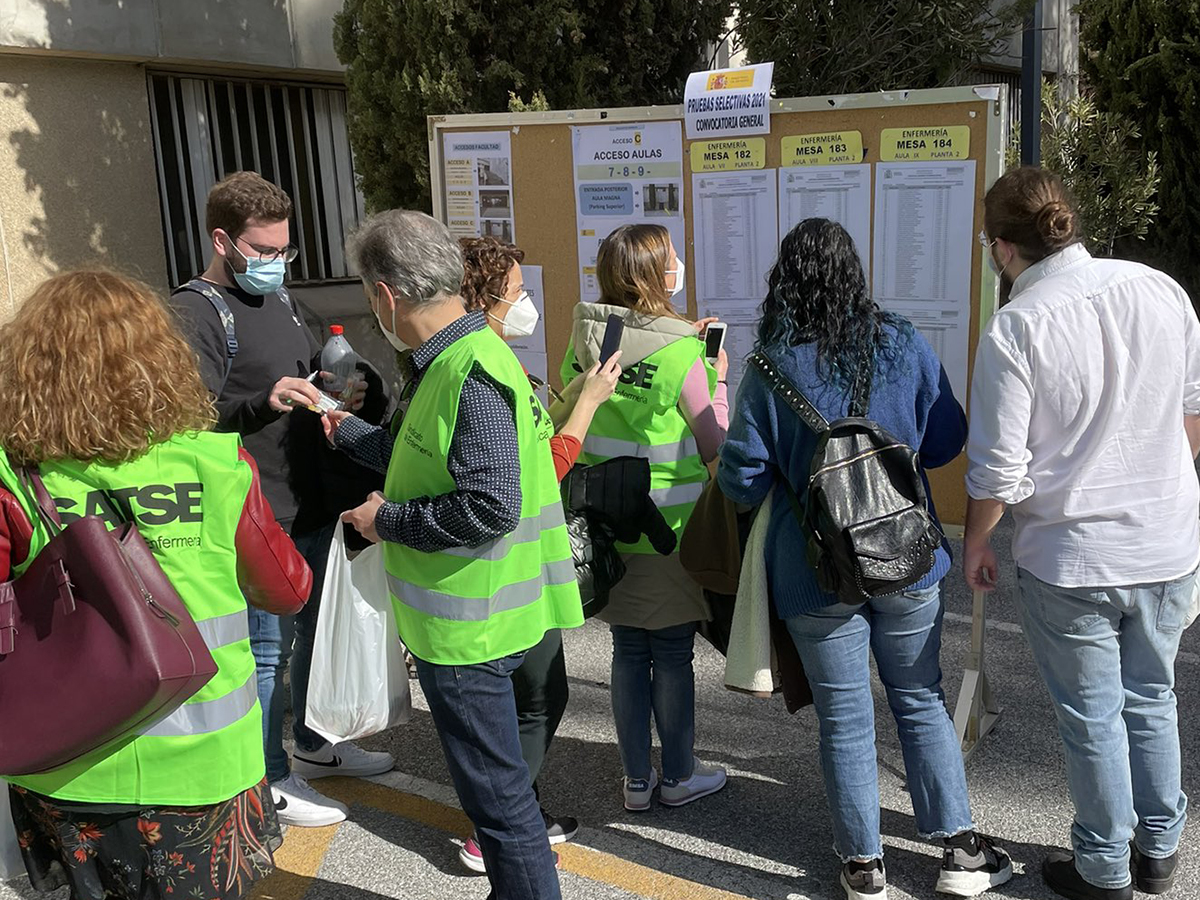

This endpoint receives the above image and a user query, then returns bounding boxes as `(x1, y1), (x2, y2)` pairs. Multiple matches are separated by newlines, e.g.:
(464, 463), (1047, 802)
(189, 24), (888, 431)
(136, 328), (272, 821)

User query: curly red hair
(0, 270), (216, 463)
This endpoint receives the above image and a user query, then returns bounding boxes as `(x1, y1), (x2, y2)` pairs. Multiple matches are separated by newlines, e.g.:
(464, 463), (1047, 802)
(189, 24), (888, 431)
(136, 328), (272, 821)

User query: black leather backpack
(747, 351), (942, 604)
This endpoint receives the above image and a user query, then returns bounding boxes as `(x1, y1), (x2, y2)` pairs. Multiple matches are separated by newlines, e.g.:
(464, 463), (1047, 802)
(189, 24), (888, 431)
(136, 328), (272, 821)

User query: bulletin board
(429, 85), (1009, 527)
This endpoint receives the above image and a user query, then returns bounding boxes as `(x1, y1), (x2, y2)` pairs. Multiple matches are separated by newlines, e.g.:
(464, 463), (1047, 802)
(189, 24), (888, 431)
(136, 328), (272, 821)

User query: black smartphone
(704, 322), (727, 360)
(599, 314), (624, 366)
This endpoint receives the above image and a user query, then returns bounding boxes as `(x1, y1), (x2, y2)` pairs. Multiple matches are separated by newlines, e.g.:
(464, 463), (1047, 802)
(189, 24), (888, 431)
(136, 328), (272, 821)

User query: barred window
(148, 73), (365, 287)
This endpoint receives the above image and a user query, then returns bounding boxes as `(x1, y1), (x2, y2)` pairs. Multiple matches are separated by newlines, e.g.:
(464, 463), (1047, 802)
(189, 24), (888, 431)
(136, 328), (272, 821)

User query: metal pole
(1021, 0), (1044, 165)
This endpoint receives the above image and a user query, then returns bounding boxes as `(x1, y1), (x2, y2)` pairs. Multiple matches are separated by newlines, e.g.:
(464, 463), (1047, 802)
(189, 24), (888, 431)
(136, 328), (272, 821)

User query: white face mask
(490, 290), (539, 340)
(370, 284), (412, 353)
(666, 260), (686, 298)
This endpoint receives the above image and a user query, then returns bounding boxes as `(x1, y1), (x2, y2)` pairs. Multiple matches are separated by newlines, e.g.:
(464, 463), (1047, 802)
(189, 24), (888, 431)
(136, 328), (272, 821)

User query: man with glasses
(171, 171), (394, 829)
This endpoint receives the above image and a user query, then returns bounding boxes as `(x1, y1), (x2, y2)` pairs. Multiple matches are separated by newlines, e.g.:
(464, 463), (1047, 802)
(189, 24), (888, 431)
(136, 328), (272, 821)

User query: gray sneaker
(841, 859), (887, 900)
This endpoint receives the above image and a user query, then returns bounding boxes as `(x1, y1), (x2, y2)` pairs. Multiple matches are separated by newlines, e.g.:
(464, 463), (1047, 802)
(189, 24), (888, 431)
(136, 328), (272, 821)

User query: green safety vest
(0, 432), (264, 805)
(561, 334), (715, 554)
(384, 326), (583, 666)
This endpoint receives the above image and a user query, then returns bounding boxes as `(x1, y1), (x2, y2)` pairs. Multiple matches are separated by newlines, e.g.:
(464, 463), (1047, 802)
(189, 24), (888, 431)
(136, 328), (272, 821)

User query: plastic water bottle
(320, 325), (362, 408)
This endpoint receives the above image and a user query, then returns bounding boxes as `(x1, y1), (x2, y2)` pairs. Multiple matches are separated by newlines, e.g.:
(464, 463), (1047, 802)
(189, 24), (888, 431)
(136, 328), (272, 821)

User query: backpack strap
(847, 349), (874, 419)
(174, 279), (238, 397)
(746, 351), (827, 543)
(746, 351), (829, 433)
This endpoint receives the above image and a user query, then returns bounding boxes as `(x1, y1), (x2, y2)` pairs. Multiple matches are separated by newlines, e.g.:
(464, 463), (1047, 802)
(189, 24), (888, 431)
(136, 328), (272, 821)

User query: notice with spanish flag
(684, 63), (774, 140)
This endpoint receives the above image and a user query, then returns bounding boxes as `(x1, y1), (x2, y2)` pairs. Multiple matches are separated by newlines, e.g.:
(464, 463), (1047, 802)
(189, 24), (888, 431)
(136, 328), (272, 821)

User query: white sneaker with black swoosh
(292, 742), (396, 779)
(270, 773), (347, 827)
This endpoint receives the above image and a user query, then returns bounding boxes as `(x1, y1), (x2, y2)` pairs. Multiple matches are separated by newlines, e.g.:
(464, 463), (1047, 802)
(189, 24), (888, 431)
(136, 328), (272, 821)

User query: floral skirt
(8, 780), (282, 900)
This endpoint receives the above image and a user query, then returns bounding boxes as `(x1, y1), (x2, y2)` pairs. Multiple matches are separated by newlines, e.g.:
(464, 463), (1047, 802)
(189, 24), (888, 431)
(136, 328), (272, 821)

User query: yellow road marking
(319, 776), (752, 900)
(253, 822), (339, 900)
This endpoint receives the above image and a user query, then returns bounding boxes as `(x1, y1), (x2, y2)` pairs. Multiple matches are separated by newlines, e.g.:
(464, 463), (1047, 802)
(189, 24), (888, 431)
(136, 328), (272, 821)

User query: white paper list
(692, 171), (778, 398)
(778, 165), (873, 274)
(872, 161), (977, 402)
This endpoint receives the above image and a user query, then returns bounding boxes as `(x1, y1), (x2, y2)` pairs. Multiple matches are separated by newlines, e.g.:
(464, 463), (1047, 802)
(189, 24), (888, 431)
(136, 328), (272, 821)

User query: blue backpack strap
(173, 279), (238, 397)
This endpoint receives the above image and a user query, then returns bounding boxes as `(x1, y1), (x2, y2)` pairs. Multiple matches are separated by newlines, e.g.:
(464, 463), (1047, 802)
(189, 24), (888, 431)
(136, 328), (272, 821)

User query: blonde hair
(596, 224), (685, 320)
(0, 270), (217, 464)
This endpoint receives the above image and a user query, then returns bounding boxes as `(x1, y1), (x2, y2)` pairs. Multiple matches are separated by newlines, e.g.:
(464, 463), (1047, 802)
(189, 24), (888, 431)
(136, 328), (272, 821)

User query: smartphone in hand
(703, 322), (727, 360)
(599, 314), (624, 366)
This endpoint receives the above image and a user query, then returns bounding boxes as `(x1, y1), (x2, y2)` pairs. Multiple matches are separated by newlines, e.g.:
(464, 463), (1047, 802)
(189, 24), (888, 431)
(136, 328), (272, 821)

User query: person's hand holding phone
(715, 347), (729, 383)
(578, 351), (622, 411)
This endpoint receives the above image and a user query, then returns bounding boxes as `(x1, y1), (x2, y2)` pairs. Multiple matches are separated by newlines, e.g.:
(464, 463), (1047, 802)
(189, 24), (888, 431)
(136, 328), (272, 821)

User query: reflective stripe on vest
(649, 482), (705, 509)
(388, 557), (576, 623)
(442, 502), (565, 562)
(582, 434), (699, 465)
(140, 670), (257, 738)
(194, 609), (249, 651)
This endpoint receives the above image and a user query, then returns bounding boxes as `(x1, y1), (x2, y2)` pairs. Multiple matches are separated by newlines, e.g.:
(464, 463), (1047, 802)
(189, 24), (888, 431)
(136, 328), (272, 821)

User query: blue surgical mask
(229, 241), (287, 295)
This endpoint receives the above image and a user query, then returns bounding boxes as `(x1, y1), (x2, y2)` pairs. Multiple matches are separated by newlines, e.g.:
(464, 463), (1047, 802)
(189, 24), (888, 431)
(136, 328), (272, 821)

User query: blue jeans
(415, 651), (560, 900)
(786, 584), (974, 862)
(248, 520), (336, 783)
(610, 622), (698, 782)
(1016, 567), (1192, 889)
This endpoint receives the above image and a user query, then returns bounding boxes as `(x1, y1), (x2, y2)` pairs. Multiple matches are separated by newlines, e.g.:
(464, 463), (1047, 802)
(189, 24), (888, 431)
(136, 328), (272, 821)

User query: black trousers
(513, 628), (569, 798)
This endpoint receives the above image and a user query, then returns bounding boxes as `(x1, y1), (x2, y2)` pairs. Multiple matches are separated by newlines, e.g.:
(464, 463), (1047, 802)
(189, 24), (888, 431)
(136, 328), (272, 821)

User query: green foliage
(736, 0), (1032, 97)
(508, 91), (551, 113)
(1078, 0), (1200, 297)
(334, 0), (731, 213)
(1021, 83), (1161, 257)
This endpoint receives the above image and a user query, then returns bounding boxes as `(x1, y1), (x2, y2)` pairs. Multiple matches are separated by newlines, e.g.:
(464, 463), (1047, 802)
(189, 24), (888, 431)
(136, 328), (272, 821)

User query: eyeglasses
(977, 230), (995, 250)
(233, 234), (299, 264)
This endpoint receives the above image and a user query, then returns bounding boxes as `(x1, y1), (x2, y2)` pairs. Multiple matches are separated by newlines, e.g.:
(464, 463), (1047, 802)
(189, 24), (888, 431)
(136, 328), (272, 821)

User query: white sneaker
(659, 759), (727, 807)
(270, 773), (348, 827)
(292, 741), (396, 779)
(623, 769), (658, 812)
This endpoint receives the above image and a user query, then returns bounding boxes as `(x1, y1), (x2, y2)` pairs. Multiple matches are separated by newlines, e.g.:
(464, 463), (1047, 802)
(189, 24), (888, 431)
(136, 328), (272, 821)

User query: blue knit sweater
(717, 321), (967, 619)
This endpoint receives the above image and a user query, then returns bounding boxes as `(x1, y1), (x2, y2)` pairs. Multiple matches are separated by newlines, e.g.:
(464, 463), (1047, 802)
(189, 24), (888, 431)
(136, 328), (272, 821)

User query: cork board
(430, 86), (1009, 526)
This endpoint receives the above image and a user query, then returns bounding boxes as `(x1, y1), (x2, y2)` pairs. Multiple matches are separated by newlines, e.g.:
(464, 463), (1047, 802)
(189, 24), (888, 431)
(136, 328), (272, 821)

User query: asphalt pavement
(3, 516), (1198, 900)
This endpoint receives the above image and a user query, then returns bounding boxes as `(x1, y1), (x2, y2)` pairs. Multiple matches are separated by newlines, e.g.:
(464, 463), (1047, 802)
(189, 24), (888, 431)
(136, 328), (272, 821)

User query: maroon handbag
(0, 469), (218, 775)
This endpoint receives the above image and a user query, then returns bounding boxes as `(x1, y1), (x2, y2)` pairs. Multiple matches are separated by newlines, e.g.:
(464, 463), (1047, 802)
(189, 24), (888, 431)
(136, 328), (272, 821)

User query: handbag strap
(17, 466), (63, 537)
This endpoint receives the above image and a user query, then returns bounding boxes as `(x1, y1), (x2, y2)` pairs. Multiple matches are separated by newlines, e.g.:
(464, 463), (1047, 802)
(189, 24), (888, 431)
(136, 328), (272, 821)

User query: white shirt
(967, 243), (1200, 587)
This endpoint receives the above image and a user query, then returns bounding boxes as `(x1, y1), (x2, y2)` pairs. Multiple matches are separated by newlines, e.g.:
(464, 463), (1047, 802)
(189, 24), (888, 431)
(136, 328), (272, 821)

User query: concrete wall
(0, 0), (345, 75)
(991, 0), (1079, 85)
(0, 55), (167, 316)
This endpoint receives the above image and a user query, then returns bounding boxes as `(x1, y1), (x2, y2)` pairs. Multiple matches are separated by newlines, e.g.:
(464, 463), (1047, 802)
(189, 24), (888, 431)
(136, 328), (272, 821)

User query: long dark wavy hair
(757, 218), (907, 390)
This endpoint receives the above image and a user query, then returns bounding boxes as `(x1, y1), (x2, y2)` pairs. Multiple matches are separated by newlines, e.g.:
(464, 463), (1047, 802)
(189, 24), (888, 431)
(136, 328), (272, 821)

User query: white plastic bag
(1, 781), (24, 881)
(305, 528), (411, 745)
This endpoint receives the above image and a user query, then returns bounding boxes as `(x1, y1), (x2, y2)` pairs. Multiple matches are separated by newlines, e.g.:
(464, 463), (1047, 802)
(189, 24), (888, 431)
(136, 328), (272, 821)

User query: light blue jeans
(610, 622), (698, 783)
(1015, 567), (1192, 890)
(786, 584), (974, 862)
(249, 521), (336, 783)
